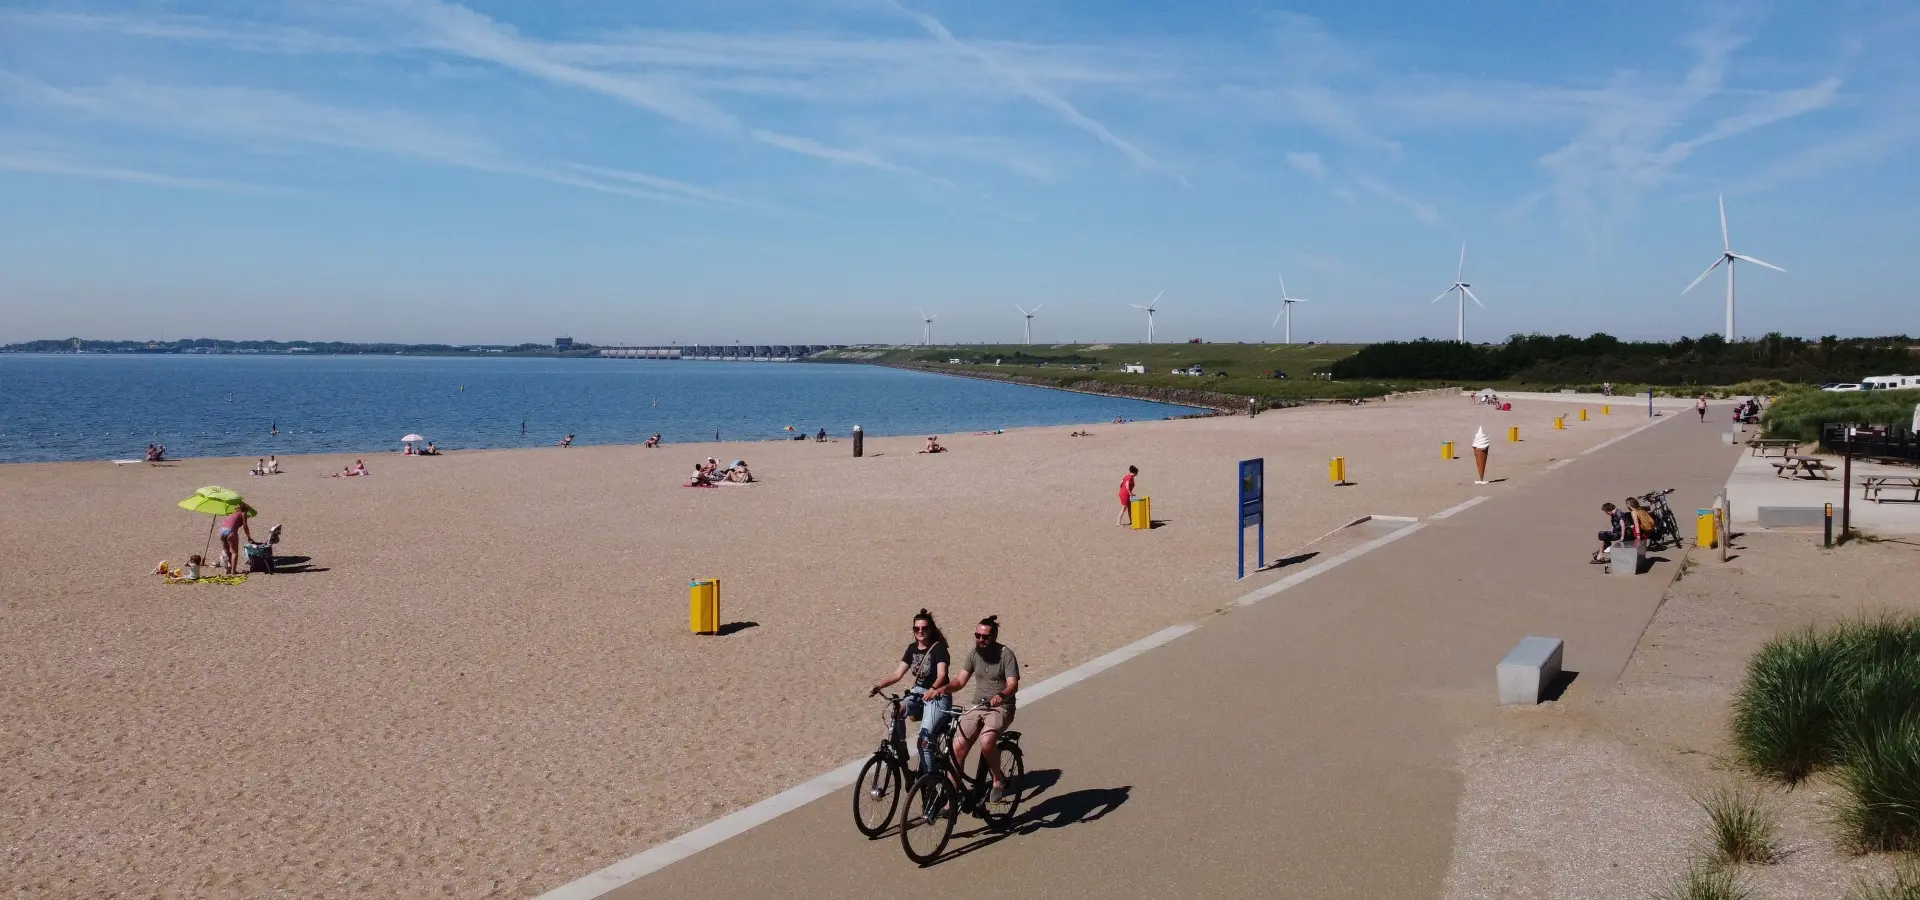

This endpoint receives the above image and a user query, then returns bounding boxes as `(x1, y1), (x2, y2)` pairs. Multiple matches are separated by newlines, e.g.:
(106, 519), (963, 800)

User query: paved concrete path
(587, 409), (1741, 900)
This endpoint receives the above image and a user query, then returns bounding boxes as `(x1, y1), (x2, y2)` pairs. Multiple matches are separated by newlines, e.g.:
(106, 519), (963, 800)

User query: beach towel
(165, 574), (249, 585)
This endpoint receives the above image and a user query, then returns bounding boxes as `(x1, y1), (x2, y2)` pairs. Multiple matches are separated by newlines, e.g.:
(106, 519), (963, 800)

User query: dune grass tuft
(1697, 787), (1780, 865)
(1655, 862), (1753, 900)
(1848, 862), (1920, 900)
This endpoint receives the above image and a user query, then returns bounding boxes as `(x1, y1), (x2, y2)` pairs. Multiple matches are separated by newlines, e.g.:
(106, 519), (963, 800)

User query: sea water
(0, 354), (1201, 463)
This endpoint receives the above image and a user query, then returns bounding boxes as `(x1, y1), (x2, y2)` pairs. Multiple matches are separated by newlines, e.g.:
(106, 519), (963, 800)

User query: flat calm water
(0, 355), (1201, 463)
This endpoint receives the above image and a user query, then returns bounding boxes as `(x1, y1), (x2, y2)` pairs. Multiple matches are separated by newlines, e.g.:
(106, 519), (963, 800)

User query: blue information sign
(1238, 458), (1264, 579)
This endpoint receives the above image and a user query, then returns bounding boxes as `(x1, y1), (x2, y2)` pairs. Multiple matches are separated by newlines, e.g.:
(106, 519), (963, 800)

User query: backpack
(1632, 508), (1658, 535)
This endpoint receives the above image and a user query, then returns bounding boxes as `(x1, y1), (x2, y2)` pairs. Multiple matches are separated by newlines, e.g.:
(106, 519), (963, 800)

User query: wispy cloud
(1353, 173), (1449, 231)
(0, 150), (278, 193)
(0, 8), (373, 55)
(0, 73), (735, 205)
(389, 0), (738, 131)
(1285, 151), (1327, 180)
(747, 129), (941, 182)
(887, 1), (1179, 184)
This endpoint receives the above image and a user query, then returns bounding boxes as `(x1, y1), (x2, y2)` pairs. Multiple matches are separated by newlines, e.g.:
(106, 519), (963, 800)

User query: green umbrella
(178, 486), (248, 516)
(179, 487), (253, 565)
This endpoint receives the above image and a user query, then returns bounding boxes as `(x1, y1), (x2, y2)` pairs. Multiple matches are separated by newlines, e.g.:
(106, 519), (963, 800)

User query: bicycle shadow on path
(928, 773), (1131, 866)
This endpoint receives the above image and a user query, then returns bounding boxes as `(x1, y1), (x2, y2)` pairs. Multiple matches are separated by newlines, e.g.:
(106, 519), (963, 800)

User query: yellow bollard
(1579, 408), (1589, 421)
(1329, 456), (1347, 485)
(1508, 425), (1519, 442)
(1695, 510), (1717, 549)
(1603, 405), (1610, 415)
(1442, 440), (1454, 460)
(1129, 495), (1151, 530)
(690, 578), (721, 634)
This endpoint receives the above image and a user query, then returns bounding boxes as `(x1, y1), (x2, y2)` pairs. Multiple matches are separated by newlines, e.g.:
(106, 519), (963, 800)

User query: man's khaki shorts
(956, 705), (1013, 741)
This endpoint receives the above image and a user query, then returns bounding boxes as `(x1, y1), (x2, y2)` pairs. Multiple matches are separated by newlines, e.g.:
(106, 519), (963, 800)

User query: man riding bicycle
(927, 615), (1019, 803)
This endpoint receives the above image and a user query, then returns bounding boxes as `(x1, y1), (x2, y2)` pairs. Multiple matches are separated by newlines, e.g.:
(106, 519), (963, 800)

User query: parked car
(1823, 383), (1864, 392)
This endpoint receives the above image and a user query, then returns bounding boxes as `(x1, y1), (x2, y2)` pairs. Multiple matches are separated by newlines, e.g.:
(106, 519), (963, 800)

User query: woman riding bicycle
(869, 609), (951, 773)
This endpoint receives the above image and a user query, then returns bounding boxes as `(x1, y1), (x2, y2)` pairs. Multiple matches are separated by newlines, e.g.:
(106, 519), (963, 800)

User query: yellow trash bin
(1441, 441), (1454, 460)
(1696, 510), (1717, 549)
(1508, 426), (1520, 442)
(690, 578), (721, 634)
(1129, 496), (1150, 530)
(1579, 408), (1589, 421)
(1329, 456), (1347, 484)
(1554, 416), (1565, 430)
(1603, 405), (1611, 415)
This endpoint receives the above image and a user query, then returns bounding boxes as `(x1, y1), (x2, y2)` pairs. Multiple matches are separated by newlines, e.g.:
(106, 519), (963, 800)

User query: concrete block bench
(1606, 540), (1644, 575)
(1498, 636), (1565, 705)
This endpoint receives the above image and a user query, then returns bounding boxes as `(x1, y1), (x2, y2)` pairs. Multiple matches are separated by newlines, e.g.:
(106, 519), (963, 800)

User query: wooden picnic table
(1746, 438), (1799, 457)
(1773, 455), (1836, 480)
(1862, 475), (1920, 503)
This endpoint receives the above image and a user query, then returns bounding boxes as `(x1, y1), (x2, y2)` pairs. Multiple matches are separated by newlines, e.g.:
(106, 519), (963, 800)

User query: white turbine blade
(918, 309), (927, 319)
(1681, 257), (1724, 294)
(1430, 287), (1454, 304)
(1277, 270), (1289, 300)
(1457, 242), (1466, 281)
(1030, 304), (1041, 314)
(1718, 194), (1730, 251)
(1290, 298), (1309, 303)
(1150, 289), (1164, 310)
(1272, 308), (1285, 328)
(1014, 304), (1028, 316)
(1130, 304), (1147, 310)
(1462, 286), (1485, 308)
(1729, 252), (1785, 273)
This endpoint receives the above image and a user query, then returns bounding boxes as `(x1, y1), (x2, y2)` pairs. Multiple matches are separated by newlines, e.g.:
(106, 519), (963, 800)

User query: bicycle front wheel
(852, 753), (903, 837)
(900, 775), (956, 865)
(977, 742), (1027, 828)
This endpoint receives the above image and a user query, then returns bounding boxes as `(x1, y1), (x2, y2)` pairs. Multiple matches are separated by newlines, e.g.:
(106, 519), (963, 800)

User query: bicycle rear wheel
(852, 753), (902, 837)
(900, 775), (956, 865)
(977, 742), (1026, 828)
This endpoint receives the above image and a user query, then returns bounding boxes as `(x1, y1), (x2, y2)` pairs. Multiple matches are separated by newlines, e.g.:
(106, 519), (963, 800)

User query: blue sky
(1, 0), (1916, 345)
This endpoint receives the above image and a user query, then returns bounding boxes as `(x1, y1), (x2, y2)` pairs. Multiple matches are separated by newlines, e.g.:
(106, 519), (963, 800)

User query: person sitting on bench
(1592, 502), (1627, 563)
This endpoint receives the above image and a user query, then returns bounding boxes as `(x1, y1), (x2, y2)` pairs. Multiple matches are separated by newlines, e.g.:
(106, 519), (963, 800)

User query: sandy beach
(0, 394), (1645, 898)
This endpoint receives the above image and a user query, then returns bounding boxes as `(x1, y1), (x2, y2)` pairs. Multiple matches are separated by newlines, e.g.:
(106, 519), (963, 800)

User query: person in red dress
(1117, 465), (1138, 526)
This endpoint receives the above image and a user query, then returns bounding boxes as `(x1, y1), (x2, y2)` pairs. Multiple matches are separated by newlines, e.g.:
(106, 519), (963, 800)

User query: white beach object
(1472, 427), (1491, 450)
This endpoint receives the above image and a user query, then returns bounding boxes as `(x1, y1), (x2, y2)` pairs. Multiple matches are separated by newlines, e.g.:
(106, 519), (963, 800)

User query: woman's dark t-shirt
(903, 641), (950, 691)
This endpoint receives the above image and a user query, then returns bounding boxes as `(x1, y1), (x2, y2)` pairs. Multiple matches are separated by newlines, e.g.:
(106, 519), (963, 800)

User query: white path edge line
(1580, 415), (1670, 456)
(1430, 496), (1489, 519)
(537, 520), (1428, 899)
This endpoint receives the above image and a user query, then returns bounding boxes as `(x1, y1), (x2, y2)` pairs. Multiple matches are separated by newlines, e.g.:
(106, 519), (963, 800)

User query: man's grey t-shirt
(964, 645), (1020, 713)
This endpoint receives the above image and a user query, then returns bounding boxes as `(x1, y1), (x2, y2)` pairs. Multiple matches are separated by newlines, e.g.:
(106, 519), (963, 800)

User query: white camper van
(1861, 375), (1918, 391)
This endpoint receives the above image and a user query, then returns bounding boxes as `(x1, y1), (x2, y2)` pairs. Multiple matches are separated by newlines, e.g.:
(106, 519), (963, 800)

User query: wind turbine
(1429, 242), (1483, 342)
(1130, 290), (1164, 344)
(1272, 271), (1309, 344)
(1015, 304), (1043, 345)
(1682, 194), (1784, 341)
(919, 309), (937, 345)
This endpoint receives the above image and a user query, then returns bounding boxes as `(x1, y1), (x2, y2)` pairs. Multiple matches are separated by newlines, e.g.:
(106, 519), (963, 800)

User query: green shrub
(1656, 863), (1753, 900)
(1848, 861), (1920, 899)
(1732, 628), (1857, 782)
(1762, 388), (1920, 443)
(1697, 787), (1780, 864)
(1838, 704), (1920, 852)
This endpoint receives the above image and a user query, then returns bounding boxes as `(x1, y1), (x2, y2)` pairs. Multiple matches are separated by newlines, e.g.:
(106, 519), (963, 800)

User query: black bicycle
(899, 703), (1028, 864)
(852, 692), (913, 837)
(1637, 488), (1682, 549)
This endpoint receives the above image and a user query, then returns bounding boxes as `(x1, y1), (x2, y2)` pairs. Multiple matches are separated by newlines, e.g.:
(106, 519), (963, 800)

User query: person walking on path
(1117, 465), (1138, 525)
(1696, 395), (1709, 422)
(1472, 426), (1492, 484)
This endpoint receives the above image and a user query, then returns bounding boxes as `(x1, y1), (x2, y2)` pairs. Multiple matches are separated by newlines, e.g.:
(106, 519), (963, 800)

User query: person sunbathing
(266, 455), (280, 473)
(643, 434), (662, 448)
(558, 434), (574, 447)
(919, 437), (947, 454)
(727, 461), (754, 483)
(422, 443), (437, 456)
(686, 464), (716, 487)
